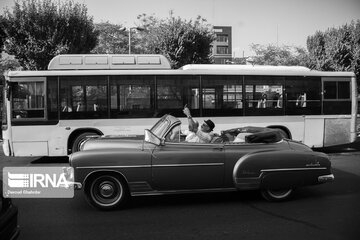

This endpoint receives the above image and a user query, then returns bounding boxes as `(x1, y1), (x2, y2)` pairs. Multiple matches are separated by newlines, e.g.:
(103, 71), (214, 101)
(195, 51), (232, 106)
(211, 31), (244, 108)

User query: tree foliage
(137, 12), (215, 69)
(0, 16), (5, 51)
(91, 22), (128, 54)
(0, 0), (98, 70)
(307, 20), (360, 79)
(0, 54), (21, 82)
(249, 44), (309, 66)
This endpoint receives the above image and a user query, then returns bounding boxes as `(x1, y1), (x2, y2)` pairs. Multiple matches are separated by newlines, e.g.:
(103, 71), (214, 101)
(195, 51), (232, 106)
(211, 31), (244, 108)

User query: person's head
(201, 119), (215, 133)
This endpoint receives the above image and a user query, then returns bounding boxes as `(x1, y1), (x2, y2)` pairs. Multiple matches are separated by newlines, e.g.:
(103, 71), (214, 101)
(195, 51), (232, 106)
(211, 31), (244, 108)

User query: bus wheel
(85, 174), (129, 210)
(71, 132), (99, 153)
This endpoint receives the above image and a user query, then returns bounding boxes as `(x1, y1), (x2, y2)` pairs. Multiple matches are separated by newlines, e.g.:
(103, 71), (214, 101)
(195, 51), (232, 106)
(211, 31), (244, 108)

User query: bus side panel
(324, 117), (351, 147)
(13, 141), (48, 156)
(304, 117), (324, 148)
(11, 126), (53, 156)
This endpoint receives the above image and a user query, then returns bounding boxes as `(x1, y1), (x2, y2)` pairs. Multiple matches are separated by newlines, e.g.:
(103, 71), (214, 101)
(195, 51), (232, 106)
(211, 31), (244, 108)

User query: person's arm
(183, 106), (198, 132)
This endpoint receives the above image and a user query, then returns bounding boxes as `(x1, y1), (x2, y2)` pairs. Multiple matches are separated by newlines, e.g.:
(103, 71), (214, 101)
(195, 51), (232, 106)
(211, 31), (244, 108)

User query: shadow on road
(314, 138), (360, 154)
(31, 156), (69, 164)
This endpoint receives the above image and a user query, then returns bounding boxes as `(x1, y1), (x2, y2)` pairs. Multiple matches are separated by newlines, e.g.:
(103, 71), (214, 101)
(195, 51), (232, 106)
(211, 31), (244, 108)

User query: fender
(233, 150), (331, 190)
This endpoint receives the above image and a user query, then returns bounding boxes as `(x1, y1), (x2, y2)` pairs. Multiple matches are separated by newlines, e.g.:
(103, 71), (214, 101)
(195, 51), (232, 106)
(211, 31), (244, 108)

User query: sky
(1, 0), (359, 57)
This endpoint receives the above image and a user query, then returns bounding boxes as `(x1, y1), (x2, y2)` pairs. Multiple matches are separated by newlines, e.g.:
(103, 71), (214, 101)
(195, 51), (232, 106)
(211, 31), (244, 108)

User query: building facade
(212, 26), (232, 64)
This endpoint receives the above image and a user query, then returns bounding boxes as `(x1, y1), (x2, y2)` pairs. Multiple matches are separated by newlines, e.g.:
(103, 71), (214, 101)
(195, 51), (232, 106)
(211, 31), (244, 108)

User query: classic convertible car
(69, 115), (334, 210)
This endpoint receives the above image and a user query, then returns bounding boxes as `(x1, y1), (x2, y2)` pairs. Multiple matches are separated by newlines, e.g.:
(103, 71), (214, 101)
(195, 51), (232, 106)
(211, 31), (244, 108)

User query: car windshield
(150, 116), (171, 138)
(164, 125), (181, 142)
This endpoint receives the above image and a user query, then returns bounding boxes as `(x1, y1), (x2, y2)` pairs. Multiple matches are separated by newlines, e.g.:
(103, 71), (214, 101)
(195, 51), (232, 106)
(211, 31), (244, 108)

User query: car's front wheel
(260, 188), (293, 202)
(85, 174), (129, 210)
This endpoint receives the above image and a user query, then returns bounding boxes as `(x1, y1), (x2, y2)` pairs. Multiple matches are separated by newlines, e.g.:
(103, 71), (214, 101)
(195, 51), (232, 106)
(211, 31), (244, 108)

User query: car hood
(81, 136), (144, 151)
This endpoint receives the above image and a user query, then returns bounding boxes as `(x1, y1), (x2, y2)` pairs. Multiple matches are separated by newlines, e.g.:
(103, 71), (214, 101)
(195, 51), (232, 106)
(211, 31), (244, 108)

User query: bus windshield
(11, 81), (45, 119)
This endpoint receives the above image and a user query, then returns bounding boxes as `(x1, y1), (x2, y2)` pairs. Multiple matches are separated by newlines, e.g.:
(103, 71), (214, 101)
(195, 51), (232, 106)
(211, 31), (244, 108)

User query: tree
(306, 31), (330, 70)
(307, 20), (360, 76)
(0, 16), (5, 52)
(0, 0), (98, 70)
(307, 20), (360, 93)
(137, 13), (215, 69)
(249, 44), (309, 66)
(91, 22), (128, 54)
(0, 54), (21, 82)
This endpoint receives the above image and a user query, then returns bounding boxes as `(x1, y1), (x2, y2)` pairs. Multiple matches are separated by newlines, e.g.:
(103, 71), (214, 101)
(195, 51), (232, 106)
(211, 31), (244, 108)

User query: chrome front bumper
(71, 182), (83, 190)
(63, 181), (83, 190)
(318, 174), (335, 183)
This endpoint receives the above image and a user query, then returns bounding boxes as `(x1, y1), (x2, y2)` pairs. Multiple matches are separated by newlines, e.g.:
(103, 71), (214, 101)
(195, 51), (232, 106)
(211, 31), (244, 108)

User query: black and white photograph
(0, 0), (360, 239)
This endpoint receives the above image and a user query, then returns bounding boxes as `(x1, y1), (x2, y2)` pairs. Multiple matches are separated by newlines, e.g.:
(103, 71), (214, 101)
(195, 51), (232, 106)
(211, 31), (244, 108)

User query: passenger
(183, 105), (215, 143)
(257, 93), (267, 108)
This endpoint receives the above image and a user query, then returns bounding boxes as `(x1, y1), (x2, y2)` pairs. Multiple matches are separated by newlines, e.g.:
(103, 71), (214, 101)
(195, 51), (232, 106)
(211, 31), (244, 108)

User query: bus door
(322, 78), (352, 146)
(9, 79), (50, 156)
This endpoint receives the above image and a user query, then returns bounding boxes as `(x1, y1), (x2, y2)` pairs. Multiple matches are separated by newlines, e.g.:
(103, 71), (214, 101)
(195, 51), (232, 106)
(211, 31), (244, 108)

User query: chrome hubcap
(90, 176), (124, 207)
(99, 182), (114, 197)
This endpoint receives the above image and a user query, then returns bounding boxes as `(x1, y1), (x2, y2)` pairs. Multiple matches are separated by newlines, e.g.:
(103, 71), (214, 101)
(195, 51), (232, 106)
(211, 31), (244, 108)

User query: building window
(216, 34), (228, 43)
(216, 46), (229, 54)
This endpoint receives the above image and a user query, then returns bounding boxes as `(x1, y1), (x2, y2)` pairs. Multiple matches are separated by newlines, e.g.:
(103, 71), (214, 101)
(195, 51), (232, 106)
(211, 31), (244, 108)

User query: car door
(151, 142), (225, 190)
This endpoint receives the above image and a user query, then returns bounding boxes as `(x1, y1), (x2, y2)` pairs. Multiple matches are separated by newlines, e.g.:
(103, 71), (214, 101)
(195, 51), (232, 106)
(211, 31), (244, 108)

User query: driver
(183, 105), (215, 143)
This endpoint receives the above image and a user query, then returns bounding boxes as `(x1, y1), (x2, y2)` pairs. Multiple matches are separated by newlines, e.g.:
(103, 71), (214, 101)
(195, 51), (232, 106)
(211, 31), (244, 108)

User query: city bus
(2, 54), (359, 157)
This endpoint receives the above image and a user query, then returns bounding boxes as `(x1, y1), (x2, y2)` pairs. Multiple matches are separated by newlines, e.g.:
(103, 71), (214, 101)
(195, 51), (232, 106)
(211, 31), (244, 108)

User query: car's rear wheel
(261, 188), (293, 202)
(85, 174), (128, 210)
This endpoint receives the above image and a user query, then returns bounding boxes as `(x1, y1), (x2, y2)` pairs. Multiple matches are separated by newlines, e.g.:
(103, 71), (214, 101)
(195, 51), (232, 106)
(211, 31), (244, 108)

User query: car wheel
(71, 132), (99, 153)
(261, 188), (293, 202)
(85, 174), (128, 210)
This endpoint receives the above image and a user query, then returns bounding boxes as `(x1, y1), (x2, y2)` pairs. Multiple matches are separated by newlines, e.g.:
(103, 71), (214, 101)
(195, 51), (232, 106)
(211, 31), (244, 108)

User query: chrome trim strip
(131, 187), (237, 196)
(261, 167), (327, 172)
(152, 163), (224, 168)
(77, 165), (151, 169)
(77, 163), (223, 169)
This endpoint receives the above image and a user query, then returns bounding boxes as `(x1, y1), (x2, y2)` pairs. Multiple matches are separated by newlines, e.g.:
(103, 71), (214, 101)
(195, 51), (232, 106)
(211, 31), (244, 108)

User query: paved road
(1, 150), (360, 240)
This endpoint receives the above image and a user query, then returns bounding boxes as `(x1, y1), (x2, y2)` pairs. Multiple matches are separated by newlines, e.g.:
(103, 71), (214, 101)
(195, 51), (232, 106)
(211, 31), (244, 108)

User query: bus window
(203, 88), (215, 109)
(202, 75), (243, 117)
(110, 75), (155, 118)
(285, 76), (321, 115)
(156, 75), (200, 117)
(11, 81), (45, 119)
(86, 85), (107, 111)
(47, 77), (58, 120)
(244, 76), (284, 116)
(60, 76), (108, 119)
(323, 78), (351, 114)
